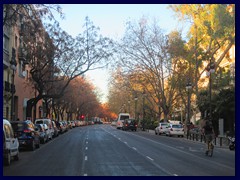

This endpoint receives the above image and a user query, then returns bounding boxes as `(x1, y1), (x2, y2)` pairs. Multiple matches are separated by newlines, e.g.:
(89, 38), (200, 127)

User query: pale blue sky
(53, 4), (190, 103)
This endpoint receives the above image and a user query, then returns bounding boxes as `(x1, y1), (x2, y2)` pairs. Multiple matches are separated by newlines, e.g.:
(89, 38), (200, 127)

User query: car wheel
(155, 131), (157, 135)
(4, 151), (11, 166)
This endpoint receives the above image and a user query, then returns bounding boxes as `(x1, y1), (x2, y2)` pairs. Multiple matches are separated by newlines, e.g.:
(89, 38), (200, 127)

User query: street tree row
(108, 4), (235, 132)
(4, 4), (115, 120)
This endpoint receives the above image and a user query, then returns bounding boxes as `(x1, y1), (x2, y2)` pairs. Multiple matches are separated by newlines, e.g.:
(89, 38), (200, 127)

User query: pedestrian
(202, 120), (215, 154)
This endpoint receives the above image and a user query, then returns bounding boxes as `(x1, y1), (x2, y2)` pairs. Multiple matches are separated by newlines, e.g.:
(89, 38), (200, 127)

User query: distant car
(34, 124), (48, 144)
(111, 120), (117, 126)
(52, 120), (59, 137)
(71, 121), (76, 128)
(11, 120), (40, 150)
(166, 124), (184, 137)
(3, 119), (19, 166)
(59, 121), (67, 133)
(116, 113), (130, 129)
(35, 119), (54, 140)
(122, 119), (138, 131)
(155, 123), (169, 135)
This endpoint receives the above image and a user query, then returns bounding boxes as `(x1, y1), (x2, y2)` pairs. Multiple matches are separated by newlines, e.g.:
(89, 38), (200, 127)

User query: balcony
(4, 81), (15, 94)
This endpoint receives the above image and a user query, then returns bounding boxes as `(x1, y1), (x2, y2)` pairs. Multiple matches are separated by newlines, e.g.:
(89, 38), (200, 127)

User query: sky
(53, 4), (191, 103)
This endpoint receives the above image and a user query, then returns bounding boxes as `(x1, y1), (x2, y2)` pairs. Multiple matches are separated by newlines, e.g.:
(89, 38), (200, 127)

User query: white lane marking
(85, 147), (88, 150)
(174, 174), (178, 176)
(146, 156), (154, 161)
(86, 141), (88, 144)
(84, 174), (88, 176)
(189, 147), (198, 152)
(118, 138), (121, 140)
(132, 147), (137, 151)
(85, 156), (88, 161)
(124, 141), (128, 144)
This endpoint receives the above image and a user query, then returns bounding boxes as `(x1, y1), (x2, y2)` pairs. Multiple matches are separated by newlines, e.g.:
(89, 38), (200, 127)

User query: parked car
(51, 120), (59, 137)
(155, 123), (169, 135)
(122, 119), (138, 131)
(62, 121), (69, 131)
(11, 120), (40, 151)
(59, 121), (67, 133)
(34, 124), (48, 144)
(111, 120), (117, 126)
(35, 119), (54, 140)
(71, 121), (76, 128)
(116, 113), (130, 129)
(166, 124), (184, 137)
(3, 119), (19, 166)
(67, 121), (72, 129)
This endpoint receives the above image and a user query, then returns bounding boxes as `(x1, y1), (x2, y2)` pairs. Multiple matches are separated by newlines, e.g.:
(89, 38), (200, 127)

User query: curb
(140, 129), (229, 149)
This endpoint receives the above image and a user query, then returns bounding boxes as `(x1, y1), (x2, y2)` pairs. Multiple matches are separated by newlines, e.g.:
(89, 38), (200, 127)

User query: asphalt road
(3, 124), (235, 176)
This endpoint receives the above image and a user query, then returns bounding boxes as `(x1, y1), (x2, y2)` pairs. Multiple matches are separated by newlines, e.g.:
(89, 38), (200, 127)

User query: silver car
(155, 123), (169, 135)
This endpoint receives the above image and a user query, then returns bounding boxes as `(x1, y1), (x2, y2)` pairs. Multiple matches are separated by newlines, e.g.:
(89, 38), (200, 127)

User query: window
(3, 34), (10, 52)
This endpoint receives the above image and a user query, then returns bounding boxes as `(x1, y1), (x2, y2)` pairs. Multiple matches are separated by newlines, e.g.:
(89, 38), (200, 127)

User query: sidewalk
(141, 129), (229, 148)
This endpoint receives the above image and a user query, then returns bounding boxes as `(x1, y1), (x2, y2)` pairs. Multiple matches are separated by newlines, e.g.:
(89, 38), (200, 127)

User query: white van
(3, 119), (19, 166)
(116, 113), (130, 129)
(35, 118), (54, 140)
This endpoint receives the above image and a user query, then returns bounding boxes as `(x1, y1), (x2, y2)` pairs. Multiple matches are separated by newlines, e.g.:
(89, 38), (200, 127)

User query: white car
(155, 123), (169, 135)
(116, 113), (130, 129)
(166, 124), (184, 137)
(3, 119), (19, 166)
(35, 119), (54, 140)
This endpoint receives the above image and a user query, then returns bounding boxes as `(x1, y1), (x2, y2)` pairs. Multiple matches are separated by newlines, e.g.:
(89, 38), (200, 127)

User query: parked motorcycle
(228, 136), (235, 150)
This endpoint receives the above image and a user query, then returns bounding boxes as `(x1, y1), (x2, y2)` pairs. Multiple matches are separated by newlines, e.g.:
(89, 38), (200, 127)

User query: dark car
(11, 120), (40, 151)
(34, 124), (48, 144)
(122, 119), (138, 131)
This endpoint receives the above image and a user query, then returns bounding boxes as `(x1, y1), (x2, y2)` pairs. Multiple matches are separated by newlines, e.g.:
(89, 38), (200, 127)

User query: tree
(170, 4), (235, 98)
(115, 18), (187, 122)
(21, 14), (114, 119)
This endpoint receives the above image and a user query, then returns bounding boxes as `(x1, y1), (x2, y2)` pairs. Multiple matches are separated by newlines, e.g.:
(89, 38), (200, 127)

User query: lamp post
(142, 90), (146, 121)
(10, 48), (17, 121)
(186, 81), (192, 123)
(186, 81), (192, 138)
(134, 93), (138, 121)
(206, 61), (215, 122)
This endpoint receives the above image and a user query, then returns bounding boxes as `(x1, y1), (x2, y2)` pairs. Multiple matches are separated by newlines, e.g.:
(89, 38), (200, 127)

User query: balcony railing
(4, 81), (15, 93)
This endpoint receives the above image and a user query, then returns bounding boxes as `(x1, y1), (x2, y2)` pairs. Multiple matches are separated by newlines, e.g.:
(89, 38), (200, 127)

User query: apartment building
(3, 5), (44, 121)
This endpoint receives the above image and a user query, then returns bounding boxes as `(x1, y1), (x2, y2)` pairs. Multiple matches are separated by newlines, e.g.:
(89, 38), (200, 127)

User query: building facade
(3, 5), (43, 121)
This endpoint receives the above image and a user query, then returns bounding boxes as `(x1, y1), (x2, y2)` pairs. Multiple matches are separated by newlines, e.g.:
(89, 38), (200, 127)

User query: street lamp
(142, 90), (147, 121)
(134, 93), (138, 121)
(42, 91), (48, 118)
(186, 81), (192, 138)
(205, 61), (215, 122)
(186, 81), (192, 124)
(10, 48), (17, 121)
